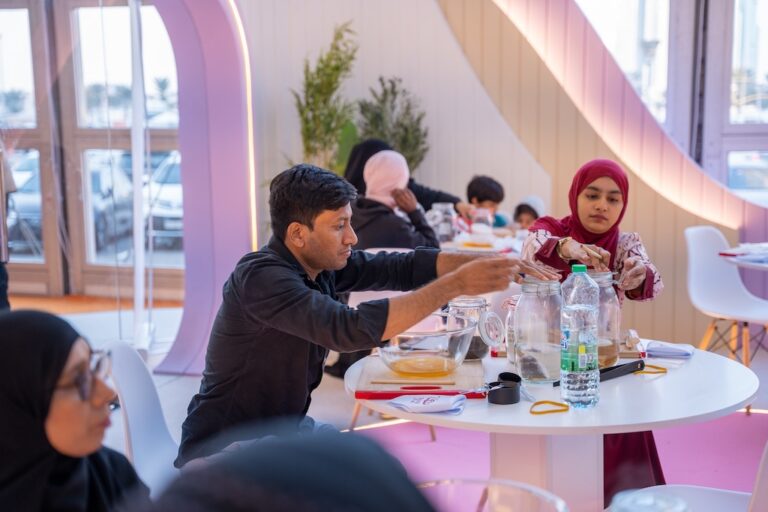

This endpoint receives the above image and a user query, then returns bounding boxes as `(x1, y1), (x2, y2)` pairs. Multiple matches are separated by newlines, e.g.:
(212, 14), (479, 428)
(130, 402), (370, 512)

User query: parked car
(7, 163), (43, 256)
(84, 152), (135, 251)
(144, 152), (183, 249)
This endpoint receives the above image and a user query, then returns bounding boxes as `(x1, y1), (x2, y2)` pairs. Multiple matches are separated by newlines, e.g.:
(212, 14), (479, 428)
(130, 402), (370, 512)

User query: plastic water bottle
(560, 264), (600, 408)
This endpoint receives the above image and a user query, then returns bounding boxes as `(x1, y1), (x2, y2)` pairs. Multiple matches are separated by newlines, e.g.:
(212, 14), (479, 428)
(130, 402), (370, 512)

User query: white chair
(684, 226), (768, 366)
(614, 441), (768, 511)
(106, 340), (179, 497)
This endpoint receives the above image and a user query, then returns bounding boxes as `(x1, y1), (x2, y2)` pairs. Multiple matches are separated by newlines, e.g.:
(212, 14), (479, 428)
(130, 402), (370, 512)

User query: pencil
(582, 245), (604, 261)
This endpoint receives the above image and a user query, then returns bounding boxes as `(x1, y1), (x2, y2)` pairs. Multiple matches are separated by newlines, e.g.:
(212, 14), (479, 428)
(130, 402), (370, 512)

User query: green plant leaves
(291, 21), (358, 172)
(357, 77), (429, 172)
(292, 24), (430, 175)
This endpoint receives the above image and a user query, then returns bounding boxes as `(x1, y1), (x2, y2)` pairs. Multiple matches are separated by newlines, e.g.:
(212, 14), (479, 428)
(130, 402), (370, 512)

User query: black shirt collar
(266, 236), (307, 275)
(266, 236), (332, 283)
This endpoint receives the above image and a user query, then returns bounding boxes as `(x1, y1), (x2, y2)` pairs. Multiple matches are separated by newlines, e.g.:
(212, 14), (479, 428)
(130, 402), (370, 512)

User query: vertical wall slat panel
(650, 186), (676, 339)
(518, 30), (541, 156)
(463, 0), (484, 75)
(620, 82), (644, 170)
(482, 0), (503, 105)
(545, 0), (567, 76)
(581, 27), (606, 135)
(499, 17), (522, 129)
(537, 60), (558, 174)
(563, 3), (585, 109)
(555, 88), (577, 214)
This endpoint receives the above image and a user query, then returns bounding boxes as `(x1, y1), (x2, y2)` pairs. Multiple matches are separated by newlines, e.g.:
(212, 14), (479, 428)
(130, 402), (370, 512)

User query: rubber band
(529, 400), (569, 415)
(635, 364), (667, 375)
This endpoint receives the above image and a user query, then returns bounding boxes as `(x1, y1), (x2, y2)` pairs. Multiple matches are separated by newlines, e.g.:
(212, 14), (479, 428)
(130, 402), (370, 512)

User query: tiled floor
(60, 308), (768, 456)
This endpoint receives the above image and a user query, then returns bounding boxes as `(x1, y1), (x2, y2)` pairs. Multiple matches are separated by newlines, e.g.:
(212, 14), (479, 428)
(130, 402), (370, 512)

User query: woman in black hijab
(0, 310), (149, 511)
(344, 138), (471, 214)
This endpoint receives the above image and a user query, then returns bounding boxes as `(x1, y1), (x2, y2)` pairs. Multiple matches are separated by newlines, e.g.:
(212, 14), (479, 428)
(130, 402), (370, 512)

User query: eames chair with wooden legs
(684, 226), (768, 367)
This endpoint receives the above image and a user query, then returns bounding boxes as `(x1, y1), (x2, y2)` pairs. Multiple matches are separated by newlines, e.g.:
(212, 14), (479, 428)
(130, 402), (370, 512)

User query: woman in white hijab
(351, 150), (439, 250)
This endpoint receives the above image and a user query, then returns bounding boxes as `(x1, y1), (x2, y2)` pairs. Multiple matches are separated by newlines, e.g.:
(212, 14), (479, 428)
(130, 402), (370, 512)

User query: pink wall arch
(153, 0), (256, 375)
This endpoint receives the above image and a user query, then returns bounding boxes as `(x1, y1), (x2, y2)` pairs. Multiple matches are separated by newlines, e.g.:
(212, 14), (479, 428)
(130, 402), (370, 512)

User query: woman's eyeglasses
(57, 350), (112, 402)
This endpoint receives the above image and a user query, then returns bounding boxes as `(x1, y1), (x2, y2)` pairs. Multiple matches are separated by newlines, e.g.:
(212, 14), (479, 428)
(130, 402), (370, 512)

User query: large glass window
(730, 0), (768, 124)
(0, 9), (36, 128)
(74, 6), (178, 129)
(6, 149), (43, 262)
(577, 0), (669, 124)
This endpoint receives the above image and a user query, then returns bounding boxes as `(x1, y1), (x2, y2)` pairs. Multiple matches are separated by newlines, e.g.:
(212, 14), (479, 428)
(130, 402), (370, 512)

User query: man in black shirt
(176, 164), (556, 467)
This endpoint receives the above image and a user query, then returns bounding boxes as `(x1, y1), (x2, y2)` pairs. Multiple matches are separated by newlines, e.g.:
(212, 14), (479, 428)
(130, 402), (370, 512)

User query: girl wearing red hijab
(522, 159), (665, 505)
(522, 158), (662, 300)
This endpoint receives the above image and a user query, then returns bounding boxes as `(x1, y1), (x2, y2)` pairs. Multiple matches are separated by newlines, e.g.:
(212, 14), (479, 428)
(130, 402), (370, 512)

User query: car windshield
(153, 162), (181, 185)
(18, 173), (40, 193)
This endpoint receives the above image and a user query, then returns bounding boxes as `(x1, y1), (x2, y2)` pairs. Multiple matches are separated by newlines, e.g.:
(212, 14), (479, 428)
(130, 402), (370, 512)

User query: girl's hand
(560, 238), (611, 272)
(618, 256), (647, 290)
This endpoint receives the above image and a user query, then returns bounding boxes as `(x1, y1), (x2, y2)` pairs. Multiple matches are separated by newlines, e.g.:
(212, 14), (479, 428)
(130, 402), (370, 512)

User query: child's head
(466, 175), (504, 214)
(513, 203), (539, 229)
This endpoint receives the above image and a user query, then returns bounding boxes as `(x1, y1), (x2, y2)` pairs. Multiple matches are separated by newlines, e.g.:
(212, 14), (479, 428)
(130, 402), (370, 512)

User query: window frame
(3, 0), (66, 295)
(701, 0), (768, 186)
(51, 0), (182, 298)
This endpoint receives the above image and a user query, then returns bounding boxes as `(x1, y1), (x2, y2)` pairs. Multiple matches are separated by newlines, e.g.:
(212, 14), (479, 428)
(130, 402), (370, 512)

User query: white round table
(345, 347), (758, 512)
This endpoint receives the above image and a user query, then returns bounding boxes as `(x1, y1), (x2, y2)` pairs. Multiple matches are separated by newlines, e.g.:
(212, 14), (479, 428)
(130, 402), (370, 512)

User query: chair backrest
(684, 226), (756, 315)
(106, 341), (179, 497)
(749, 440), (768, 511)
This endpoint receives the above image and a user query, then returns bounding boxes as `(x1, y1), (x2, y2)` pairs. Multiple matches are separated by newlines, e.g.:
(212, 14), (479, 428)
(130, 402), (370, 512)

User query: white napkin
(637, 340), (695, 359)
(388, 395), (466, 415)
(736, 253), (768, 264)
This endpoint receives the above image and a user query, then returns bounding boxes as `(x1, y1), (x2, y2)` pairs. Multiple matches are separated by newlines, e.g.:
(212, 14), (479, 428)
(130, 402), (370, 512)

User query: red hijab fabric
(531, 159), (629, 269)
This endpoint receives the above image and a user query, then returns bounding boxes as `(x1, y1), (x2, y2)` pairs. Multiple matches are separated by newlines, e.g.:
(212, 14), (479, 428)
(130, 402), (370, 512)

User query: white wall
(235, 0), (551, 243)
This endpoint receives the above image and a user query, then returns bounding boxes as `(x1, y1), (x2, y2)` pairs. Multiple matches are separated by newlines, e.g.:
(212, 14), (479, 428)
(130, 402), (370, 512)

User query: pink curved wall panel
(493, 0), (768, 298)
(153, 0), (253, 375)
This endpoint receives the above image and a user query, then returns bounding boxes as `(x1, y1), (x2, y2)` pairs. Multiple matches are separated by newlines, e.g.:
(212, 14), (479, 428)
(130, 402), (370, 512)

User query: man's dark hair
(269, 164), (357, 240)
(466, 175), (505, 204)
(514, 203), (539, 222)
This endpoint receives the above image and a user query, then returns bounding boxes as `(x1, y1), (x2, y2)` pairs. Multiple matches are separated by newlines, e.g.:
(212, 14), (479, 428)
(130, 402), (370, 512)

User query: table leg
(490, 433), (603, 512)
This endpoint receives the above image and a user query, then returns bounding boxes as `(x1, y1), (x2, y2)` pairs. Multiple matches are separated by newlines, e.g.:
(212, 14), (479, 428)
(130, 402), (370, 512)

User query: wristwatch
(556, 236), (572, 260)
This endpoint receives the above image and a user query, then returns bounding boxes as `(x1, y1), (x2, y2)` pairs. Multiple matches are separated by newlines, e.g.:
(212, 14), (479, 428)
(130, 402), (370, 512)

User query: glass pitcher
(589, 271), (621, 368)
(514, 277), (562, 383)
(447, 297), (504, 359)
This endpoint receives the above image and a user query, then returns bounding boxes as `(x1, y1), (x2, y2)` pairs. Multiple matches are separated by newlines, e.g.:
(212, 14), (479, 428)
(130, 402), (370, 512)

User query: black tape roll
(487, 372), (522, 405)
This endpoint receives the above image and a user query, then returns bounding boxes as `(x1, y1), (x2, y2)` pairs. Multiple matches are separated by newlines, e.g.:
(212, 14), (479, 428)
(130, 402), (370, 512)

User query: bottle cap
(571, 264), (587, 273)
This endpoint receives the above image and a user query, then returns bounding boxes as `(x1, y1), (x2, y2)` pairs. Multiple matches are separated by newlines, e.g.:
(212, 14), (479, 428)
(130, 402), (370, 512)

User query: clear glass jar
(470, 207), (493, 230)
(447, 297), (504, 360)
(589, 271), (622, 368)
(504, 295), (520, 366)
(427, 202), (457, 242)
(514, 278), (562, 383)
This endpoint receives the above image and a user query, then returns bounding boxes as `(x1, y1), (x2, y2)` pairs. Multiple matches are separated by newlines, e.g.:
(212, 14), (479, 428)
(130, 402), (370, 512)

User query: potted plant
(292, 21), (358, 174)
(357, 76), (429, 171)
